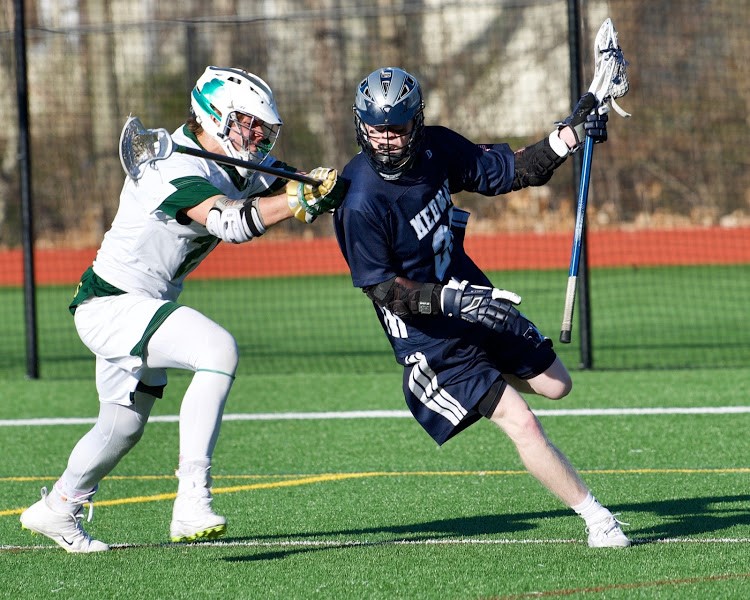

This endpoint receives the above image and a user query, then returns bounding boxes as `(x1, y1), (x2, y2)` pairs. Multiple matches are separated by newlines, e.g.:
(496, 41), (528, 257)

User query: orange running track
(1, 227), (748, 286)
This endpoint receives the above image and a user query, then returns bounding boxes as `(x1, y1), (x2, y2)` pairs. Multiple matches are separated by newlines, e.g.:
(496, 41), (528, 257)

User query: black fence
(2, 0), (748, 378)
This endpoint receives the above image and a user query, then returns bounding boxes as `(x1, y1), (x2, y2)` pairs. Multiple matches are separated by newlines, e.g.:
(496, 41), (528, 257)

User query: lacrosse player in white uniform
(19, 66), (346, 552)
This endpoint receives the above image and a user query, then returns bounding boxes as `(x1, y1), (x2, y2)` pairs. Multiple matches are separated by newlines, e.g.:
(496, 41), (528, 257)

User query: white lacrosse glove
(286, 167), (348, 224)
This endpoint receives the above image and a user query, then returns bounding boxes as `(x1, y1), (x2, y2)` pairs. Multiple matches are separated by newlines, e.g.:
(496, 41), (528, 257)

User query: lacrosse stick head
(588, 18), (631, 117)
(119, 116), (174, 181)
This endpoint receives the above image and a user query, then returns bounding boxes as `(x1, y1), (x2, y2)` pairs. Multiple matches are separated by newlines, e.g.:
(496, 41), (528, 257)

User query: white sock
(176, 458), (212, 494)
(47, 482), (96, 513)
(572, 492), (613, 526)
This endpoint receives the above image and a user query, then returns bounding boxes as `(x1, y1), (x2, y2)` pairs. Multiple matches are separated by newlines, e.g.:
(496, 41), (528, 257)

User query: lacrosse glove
(557, 92), (598, 146)
(439, 278), (523, 334)
(287, 167), (349, 223)
(584, 111), (608, 143)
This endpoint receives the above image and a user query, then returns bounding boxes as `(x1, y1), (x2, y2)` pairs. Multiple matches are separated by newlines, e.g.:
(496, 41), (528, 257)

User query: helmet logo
(380, 70), (392, 96)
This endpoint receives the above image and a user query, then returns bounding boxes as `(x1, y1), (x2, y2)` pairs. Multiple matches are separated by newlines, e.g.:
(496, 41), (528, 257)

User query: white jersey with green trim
(92, 125), (278, 302)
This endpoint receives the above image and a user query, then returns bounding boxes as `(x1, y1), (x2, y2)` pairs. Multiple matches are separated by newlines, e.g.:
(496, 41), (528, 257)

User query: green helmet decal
(192, 78), (225, 120)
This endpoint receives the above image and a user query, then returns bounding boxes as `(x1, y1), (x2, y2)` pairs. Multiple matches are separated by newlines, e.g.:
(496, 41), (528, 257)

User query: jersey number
(432, 225), (453, 280)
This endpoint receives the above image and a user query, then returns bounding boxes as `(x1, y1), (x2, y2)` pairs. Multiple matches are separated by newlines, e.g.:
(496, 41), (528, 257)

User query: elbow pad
(363, 277), (442, 318)
(511, 134), (568, 191)
(205, 197), (266, 244)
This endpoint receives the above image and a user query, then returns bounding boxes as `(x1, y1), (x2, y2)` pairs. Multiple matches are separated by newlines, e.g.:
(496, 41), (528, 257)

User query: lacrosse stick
(560, 17), (630, 344)
(118, 116), (323, 186)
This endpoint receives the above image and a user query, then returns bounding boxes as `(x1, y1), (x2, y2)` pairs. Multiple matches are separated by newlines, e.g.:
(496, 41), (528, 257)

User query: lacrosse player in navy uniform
(333, 67), (629, 547)
(20, 66), (345, 552)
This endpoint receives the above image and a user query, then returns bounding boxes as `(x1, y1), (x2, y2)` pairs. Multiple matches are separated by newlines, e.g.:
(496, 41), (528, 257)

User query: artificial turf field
(2, 268), (750, 598)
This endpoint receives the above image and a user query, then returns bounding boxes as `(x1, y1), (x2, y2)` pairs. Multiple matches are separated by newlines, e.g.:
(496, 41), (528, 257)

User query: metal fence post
(14, 0), (39, 379)
(566, 0), (593, 369)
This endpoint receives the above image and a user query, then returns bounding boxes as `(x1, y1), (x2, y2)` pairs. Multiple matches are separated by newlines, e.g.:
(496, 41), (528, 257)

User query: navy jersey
(334, 125), (516, 363)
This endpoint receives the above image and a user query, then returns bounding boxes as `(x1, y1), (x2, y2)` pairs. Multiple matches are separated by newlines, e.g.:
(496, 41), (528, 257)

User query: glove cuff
(286, 182), (312, 223)
(439, 279), (466, 317)
(548, 130), (570, 158)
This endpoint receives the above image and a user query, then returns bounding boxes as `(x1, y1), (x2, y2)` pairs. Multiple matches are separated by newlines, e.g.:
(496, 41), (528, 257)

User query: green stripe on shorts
(129, 302), (182, 359)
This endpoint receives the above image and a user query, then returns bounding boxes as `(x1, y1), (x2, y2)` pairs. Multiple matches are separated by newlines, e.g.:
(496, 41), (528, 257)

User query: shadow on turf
(617, 494), (750, 543)
(220, 494), (750, 561)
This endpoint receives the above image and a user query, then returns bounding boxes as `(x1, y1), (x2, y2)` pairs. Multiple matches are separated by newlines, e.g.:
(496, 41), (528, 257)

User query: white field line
(3, 406), (750, 427)
(3, 537), (750, 552)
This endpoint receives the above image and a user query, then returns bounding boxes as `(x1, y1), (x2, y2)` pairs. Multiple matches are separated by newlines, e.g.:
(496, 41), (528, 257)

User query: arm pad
(363, 276), (441, 318)
(511, 135), (568, 191)
(205, 197), (266, 244)
(362, 276), (523, 340)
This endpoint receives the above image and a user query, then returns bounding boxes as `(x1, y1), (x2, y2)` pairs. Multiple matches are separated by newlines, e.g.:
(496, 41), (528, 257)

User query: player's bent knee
(96, 403), (148, 448)
(513, 407), (545, 440)
(197, 329), (239, 374)
(528, 359), (572, 399)
(493, 406), (545, 446)
(545, 377), (572, 400)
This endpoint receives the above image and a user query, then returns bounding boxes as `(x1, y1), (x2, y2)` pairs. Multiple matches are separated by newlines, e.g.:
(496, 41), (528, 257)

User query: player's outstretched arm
(185, 166), (347, 244)
(511, 93), (608, 190)
(191, 192), (295, 244)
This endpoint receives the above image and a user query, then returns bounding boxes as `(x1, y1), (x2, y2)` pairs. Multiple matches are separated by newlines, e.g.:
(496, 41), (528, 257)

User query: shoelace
(41, 485), (97, 524)
(69, 487), (98, 524)
(586, 513), (629, 536)
(74, 500), (95, 524)
(601, 514), (629, 535)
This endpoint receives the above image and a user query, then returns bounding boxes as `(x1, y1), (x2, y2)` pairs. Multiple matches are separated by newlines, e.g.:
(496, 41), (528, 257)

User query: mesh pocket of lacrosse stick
(589, 18), (631, 118)
(119, 116), (174, 180)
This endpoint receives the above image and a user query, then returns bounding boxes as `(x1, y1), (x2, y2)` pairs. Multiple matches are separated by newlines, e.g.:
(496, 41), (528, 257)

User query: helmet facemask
(222, 112), (280, 166)
(354, 112), (424, 180)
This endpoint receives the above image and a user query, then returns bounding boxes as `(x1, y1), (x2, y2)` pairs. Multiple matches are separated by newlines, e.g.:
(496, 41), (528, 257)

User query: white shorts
(74, 295), (177, 406)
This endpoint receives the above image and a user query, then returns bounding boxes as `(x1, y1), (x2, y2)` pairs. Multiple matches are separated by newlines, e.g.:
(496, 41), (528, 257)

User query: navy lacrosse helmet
(353, 67), (425, 180)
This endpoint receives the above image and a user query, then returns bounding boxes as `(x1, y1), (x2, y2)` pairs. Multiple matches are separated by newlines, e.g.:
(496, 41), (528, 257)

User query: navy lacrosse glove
(557, 92), (598, 145)
(584, 111), (608, 143)
(439, 279), (522, 335)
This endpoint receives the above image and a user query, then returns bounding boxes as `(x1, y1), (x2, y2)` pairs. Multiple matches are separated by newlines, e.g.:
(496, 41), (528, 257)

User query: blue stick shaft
(568, 136), (594, 277)
(560, 135), (595, 343)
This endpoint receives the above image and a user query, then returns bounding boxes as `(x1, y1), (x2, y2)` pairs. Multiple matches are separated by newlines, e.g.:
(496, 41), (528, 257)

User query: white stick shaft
(560, 275), (577, 343)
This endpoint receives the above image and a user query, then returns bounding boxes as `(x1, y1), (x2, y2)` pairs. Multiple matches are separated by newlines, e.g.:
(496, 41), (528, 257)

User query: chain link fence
(1, 0), (749, 377)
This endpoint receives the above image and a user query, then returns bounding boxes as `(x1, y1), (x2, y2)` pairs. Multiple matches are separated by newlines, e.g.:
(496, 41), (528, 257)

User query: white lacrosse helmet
(190, 66), (282, 177)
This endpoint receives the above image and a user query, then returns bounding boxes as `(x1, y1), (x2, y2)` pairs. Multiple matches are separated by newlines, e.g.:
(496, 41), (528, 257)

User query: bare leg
(488, 384), (587, 506)
(488, 380), (630, 547)
(504, 356), (572, 399)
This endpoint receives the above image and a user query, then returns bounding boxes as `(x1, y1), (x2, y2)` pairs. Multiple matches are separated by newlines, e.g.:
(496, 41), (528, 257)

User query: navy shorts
(400, 313), (556, 445)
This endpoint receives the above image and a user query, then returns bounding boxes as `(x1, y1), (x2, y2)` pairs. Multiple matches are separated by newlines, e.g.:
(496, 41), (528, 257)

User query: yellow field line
(4, 466), (750, 486)
(3, 467), (750, 517)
